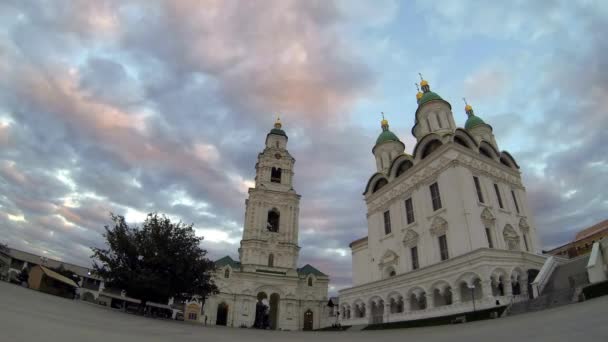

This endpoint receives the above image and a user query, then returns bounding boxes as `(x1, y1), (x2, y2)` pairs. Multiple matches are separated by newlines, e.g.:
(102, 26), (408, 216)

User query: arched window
(480, 147), (493, 159)
(396, 161), (413, 177)
(454, 136), (470, 149)
(268, 254), (274, 267)
(373, 178), (388, 193)
(224, 268), (230, 278)
(389, 270), (396, 277)
(267, 209), (280, 232)
(421, 140), (442, 159)
(308, 277), (313, 287)
(271, 167), (282, 183)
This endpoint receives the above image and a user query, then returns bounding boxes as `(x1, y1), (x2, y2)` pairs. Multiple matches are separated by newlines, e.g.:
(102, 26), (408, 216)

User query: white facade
(339, 81), (546, 325)
(203, 121), (332, 330)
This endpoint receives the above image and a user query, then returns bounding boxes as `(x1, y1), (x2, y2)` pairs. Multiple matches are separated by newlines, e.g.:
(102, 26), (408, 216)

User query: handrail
(531, 256), (558, 298)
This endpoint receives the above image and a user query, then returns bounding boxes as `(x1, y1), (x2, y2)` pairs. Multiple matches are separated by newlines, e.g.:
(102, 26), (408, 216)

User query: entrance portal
(303, 309), (313, 331)
(216, 302), (228, 326)
(269, 293), (280, 330)
(254, 292), (280, 329)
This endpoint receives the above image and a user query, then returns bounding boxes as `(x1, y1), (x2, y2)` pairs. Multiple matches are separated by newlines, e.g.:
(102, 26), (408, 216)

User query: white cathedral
(338, 78), (545, 325)
(203, 119), (331, 331)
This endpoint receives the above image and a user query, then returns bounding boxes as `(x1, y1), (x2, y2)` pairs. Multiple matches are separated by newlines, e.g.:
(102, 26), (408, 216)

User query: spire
(274, 115), (282, 129)
(381, 112), (389, 130)
(415, 83), (423, 102)
(419, 73), (430, 93)
(463, 98), (474, 117)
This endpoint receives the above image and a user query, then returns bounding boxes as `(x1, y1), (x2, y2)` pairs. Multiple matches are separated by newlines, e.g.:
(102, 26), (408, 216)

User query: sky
(0, 0), (607, 295)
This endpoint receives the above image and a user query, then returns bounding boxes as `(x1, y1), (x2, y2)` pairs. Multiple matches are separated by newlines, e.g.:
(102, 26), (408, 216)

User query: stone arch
(457, 272), (483, 302)
(430, 280), (453, 307)
(503, 224), (521, 250)
(368, 296), (385, 324)
(500, 151), (519, 169)
(407, 286), (427, 311)
(388, 155), (415, 179)
(271, 167), (282, 183)
(364, 173), (389, 195)
(453, 128), (478, 150)
(490, 268), (508, 296)
(387, 291), (404, 313)
(510, 267), (525, 295)
(479, 140), (500, 160)
(412, 133), (444, 161)
(267, 208), (280, 232)
(353, 299), (366, 318)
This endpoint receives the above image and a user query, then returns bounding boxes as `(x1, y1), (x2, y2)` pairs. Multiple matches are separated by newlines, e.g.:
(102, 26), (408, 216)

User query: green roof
(465, 115), (486, 130)
(417, 91), (443, 106)
(375, 129), (400, 145)
(215, 256), (240, 269)
(297, 264), (327, 277)
(269, 128), (287, 137)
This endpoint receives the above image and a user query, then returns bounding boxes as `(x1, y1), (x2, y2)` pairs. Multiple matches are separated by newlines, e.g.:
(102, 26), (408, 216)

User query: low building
(28, 265), (79, 299)
(546, 219), (608, 258)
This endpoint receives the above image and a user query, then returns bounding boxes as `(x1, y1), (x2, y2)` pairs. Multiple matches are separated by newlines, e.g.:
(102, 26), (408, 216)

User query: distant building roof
(215, 256), (240, 269)
(575, 219), (608, 241)
(349, 236), (368, 248)
(7, 248), (101, 280)
(297, 264), (327, 277)
(39, 265), (79, 288)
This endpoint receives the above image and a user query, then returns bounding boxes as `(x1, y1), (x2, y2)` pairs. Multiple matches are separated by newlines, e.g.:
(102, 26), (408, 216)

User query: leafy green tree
(92, 213), (218, 308)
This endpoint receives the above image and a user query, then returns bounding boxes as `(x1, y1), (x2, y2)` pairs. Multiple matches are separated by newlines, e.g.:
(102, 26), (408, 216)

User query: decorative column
(504, 280), (513, 296)
(384, 303), (391, 323)
(520, 277), (529, 297)
(451, 288), (460, 304)
(482, 280), (494, 301)
(425, 293), (434, 309)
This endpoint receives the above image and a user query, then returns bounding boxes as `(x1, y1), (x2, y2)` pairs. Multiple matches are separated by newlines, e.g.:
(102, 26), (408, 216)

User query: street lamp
(468, 284), (476, 312)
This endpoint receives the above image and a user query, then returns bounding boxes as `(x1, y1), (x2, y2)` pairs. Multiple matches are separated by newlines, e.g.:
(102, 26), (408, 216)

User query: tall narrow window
(473, 176), (484, 203)
(485, 228), (494, 248)
(494, 183), (504, 209)
(268, 254), (274, 267)
(511, 190), (520, 214)
(267, 209), (280, 232)
(308, 277), (313, 287)
(405, 198), (415, 224)
(430, 182), (442, 211)
(383, 210), (392, 235)
(271, 167), (282, 183)
(523, 234), (529, 252)
(410, 246), (419, 270)
(438, 235), (449, 261)
(224, 268), (230, 278)
(437, 114), (444, 128)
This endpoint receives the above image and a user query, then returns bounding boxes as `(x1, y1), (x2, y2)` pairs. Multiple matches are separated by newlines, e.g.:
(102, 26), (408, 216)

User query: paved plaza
(1, 282), (607, 342)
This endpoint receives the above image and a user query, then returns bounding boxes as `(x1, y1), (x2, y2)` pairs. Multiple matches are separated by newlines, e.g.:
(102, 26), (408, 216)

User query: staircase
(508, 255), (591, 316)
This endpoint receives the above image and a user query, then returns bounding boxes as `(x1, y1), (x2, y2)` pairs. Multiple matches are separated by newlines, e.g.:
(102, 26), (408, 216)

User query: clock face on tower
(274, 153), (282, 159)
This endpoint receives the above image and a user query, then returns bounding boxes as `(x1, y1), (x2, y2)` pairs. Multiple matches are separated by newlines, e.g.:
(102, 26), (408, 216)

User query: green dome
(465, 115), (486, 130)
(376, 129), (400, 145)
(417, 91), (443, 106)
(269, 128), (287, 137)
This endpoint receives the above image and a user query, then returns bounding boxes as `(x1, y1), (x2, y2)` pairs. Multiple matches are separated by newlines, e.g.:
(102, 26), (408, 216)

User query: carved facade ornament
(430, 216), (448, 236)
(519, 217), (530, 232)
(503, 224), (521, 251)
(379, 249), (399, 267)
(480, 208), (496, 227)
(403, 229), (420, 248)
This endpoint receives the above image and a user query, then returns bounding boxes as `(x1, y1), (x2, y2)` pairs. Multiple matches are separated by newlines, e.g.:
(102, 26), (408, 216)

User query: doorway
(216, 302), (228, 326)
(269, 293), (280, 330)
(303, 309), (313, 331)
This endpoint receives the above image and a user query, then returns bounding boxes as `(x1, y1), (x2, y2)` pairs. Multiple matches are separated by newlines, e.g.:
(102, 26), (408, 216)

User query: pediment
(430, 216), (448, 236)
(403, 229), (419, 247)
(481, 208), (496, 226)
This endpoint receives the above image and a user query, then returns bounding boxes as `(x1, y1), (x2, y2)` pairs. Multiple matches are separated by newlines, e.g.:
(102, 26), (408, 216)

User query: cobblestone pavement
(1, 281), (607, 342)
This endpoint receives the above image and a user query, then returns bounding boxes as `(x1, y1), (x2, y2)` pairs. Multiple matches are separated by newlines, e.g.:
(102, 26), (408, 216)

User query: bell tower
(239, 118), (301, 270)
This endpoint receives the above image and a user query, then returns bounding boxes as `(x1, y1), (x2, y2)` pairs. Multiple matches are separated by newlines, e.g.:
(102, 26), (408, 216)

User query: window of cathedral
(511, 190), (520, 213)
(373, 178), (388, 193)
(267, 209), (280, 232)
(430, 182), (442, 211)
(405, 198), (415, 224)
(396, 160), (413, 177)
(308, 277), (313, 286)
(437, 113), (444, 128)
(523, 233), (529, 252)
(485, 228), (494, 248)
(421, 140), (442, 159)
(268, 254), (274, 267)
(473, 176), (484, 203)
(271, 167), (282, 183)
(224, 268), (230, 278)
(438, 234), (449, 261)
(389, 270), (396, 277)
(410, 246), (419, 270)
(383, 210), (392, 235)
(494, 183), (504, 209)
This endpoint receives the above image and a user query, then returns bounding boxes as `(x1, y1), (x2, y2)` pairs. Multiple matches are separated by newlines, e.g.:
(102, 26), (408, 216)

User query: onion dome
(463, 103), (487, 130)
(269, 116), (287, 137)
(376, 118), (400, 145)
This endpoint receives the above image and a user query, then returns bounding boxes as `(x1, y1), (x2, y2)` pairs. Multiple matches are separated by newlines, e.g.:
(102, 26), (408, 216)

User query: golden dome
(465, 104), (472, 112)
(416, 91), (423, 100)
(381, 119), (389, 127)
(420, 79), (429, 87)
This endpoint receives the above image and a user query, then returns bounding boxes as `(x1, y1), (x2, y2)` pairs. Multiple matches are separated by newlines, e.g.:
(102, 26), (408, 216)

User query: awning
(40, 266), (79, 288)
